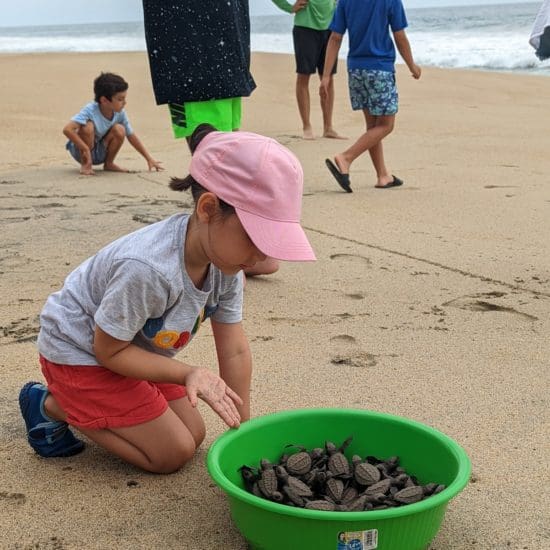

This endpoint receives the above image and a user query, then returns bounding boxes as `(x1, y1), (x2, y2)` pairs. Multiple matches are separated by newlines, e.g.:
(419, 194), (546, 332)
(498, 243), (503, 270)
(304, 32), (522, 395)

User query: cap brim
(236, 209), (316, 262)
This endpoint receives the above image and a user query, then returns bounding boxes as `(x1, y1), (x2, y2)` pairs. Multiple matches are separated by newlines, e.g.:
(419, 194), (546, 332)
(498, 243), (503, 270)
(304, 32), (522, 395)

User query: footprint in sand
(251, 335), (274, 342)
(275, 134), (302, 145)
(484, 184), (518, 189)
(331, 352), (378, 368)
(443, 291), (538, 321)
(330, 334), (357, 343)
(0, 316), (40, 343)
(344, 292), (365, 300)
(0, 491), (26, 504)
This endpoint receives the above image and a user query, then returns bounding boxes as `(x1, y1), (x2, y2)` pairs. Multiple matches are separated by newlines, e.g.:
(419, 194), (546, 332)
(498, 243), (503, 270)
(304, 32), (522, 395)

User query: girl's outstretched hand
(185, 367), (243, 428)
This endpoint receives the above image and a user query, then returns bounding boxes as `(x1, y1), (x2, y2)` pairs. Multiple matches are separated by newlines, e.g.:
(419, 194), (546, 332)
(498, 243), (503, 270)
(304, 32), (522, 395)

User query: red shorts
(40, 355), (187, 430)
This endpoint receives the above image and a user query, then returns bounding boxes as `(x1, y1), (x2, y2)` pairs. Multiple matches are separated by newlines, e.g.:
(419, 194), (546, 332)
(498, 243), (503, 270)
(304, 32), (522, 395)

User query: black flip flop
(325, 158), (352, 193)
(375, 175), (403, 189)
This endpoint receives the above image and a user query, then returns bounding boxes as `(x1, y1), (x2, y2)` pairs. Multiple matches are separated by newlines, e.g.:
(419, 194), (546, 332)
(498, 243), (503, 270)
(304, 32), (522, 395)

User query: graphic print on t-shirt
(142, 303), (219, 351)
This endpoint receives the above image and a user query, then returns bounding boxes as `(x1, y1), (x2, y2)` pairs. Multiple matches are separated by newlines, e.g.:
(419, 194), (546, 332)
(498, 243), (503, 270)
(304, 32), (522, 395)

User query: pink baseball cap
(190, 131), (316, 262)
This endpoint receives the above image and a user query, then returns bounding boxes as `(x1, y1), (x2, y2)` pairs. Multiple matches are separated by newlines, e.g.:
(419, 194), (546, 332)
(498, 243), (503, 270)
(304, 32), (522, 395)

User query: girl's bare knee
(149, 442), (196, 474)
(192, 424), (206, 449)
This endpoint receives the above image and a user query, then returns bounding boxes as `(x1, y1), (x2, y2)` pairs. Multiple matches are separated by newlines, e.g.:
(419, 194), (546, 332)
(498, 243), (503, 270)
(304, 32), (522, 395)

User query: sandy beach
(0, 51), (549, 549)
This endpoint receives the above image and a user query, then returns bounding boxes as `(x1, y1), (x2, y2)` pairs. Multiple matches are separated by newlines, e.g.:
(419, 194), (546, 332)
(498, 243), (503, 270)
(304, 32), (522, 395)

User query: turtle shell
(394, 485), (424, 504)
(354, 462), (381, 486)
(341, 486), (358, 505)
(257, 468), (278, 498)
(347, 494), (368, 512)
(286, 451), (312, 476)
(327, 452), (350, 476)
(364, 478), (391, 496)
(305, 500), (336, 511)
(325, 477), (344, 503)
(287, 476), (313, 497)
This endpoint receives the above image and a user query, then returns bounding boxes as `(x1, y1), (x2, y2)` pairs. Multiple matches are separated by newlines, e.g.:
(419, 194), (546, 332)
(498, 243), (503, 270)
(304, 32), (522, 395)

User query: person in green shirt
(272, 0), (345, 140)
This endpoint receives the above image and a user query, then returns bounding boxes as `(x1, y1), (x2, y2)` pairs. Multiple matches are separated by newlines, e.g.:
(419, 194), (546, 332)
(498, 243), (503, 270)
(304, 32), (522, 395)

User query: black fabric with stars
(142, 0), (257, 105)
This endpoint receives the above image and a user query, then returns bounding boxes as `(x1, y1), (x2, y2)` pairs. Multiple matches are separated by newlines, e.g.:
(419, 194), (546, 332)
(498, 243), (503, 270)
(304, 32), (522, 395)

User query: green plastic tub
(207, 408), (470, 550)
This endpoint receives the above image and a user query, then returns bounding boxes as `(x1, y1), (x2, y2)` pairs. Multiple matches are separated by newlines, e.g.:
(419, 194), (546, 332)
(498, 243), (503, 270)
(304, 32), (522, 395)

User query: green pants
(168, 97), (242, 138)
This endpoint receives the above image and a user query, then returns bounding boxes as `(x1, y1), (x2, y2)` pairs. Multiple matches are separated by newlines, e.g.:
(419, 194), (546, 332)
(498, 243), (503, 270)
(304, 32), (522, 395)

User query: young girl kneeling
(19, 124), (315, 473)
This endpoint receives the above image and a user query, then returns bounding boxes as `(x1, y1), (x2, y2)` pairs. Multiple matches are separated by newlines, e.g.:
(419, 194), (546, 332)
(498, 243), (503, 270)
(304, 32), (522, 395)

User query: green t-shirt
(271, 0), (336, 31)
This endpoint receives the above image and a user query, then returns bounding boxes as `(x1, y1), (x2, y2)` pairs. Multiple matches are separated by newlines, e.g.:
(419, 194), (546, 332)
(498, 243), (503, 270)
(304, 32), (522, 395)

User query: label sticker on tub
(336, 529), (378, 550)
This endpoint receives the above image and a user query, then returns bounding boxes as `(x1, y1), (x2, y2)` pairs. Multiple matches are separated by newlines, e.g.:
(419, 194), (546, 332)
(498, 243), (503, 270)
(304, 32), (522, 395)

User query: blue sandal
(19, 381), (85, 458)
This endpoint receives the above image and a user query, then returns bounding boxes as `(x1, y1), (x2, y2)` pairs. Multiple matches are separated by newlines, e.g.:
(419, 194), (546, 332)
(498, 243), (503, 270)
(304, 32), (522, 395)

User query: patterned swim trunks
(348, 69), (398, 115)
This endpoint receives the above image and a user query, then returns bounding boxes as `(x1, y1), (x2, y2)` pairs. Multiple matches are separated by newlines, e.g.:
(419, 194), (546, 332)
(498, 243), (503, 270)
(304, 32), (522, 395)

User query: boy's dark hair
(170, 124), (234, 216)
(94, 72), (128, 103)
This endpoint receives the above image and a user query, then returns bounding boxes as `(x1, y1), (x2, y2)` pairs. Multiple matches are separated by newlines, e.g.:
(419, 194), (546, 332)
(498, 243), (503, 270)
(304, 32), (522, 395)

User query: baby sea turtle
(394, 486), (424, 504)
(257, 467), (278, 499)
(275, 465), (313, 497)
(364, 478), (391, 496)
(341, 486), (358, 505)
(239, 465), (257, 492)
(305, 500), (336, 511)
(286, 451), (312, 476)
(325, 477), (344, 503)
(347, 494), (368, 512)
(328, 452), (350, 477)
(283, 485), (306, 507)
(354, 461), (381, 486)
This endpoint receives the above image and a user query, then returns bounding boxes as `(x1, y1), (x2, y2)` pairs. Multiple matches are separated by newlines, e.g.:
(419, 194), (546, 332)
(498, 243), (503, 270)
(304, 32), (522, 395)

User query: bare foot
(334, 153), (350, 175)
(323, 129), (348, 139)
(80, 166), (95, 176)
(104, 163), (130, 173)
(303, 127), (315, 140)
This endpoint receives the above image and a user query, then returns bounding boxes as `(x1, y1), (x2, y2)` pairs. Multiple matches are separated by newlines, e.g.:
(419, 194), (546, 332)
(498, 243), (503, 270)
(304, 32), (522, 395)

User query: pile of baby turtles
(239, 436), (446, 512)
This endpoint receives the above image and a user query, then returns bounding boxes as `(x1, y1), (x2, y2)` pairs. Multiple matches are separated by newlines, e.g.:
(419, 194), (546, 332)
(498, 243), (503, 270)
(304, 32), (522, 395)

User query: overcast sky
(1, 0), (539, 27)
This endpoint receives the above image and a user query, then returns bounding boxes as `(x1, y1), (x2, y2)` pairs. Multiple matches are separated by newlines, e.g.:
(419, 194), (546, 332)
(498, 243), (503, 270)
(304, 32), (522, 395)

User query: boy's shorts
(66, 140), (107, 166)
(168, 97), (242, 139)
(292, 26), (337, 75)
(348, 69), (398, 115)
(40, 355), (186, 430)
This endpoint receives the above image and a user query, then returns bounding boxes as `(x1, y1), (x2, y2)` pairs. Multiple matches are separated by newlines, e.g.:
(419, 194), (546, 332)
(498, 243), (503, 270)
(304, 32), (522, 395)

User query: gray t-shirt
(70, 101), (134, 142)
(38, 214), (243, 366)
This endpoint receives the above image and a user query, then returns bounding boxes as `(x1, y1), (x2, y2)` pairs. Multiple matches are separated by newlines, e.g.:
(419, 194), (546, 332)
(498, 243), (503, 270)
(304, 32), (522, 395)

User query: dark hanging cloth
(530, 1), (550, 60)
(537, 26), (550, 60)
(142, 0), (257, 105)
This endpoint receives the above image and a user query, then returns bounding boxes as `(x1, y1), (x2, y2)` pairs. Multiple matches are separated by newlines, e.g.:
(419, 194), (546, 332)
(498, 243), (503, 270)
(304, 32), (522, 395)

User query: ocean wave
(0, 34), (146, 54)
(1, 4), (549, 76)
(407, 30), (549, 72)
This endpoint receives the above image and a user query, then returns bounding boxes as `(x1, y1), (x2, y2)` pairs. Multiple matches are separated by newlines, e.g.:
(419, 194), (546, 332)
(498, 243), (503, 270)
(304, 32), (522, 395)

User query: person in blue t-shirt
(320, 0), (421, 192)
(63, 72), (163, 176)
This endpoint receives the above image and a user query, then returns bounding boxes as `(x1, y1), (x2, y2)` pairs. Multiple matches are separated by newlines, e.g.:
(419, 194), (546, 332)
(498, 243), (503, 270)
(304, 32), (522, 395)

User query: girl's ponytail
(169, 124), (233, 215)
(188, 123), (217, 154)
(169, 124), (218, 194)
